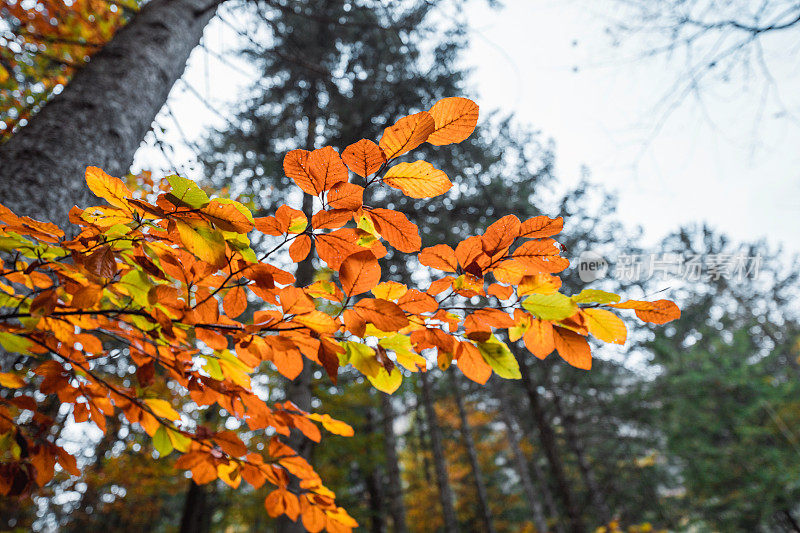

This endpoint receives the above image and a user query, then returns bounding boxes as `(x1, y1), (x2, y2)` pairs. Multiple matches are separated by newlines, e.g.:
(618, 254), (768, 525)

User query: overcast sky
(134, 0), (800, 254)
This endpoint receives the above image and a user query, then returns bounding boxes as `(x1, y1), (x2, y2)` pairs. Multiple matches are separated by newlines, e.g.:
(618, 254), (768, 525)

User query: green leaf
(379, 334), (426, 371)
(166, 175), (210, 209)
(522, 293), (577, 320)
(203, 357), (223, 381)
(476, 335), (521, 379)
(153, 426), (174, 456)
(571, 289), (621, 305)
(0, 332), (32, 355)
(167, 428), (191, 452)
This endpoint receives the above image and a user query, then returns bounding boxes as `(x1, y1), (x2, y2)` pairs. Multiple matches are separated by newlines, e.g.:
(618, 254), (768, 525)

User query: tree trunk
(551, 392), (611, 522)
(179, 479), (212, 533)
(450, 372), (496, 533)
(0, 0), (220, 223)
(419, 370), (460, 532)
(364, 407), (387, 533)
(380, 392), (409, 533)
(494, 382), (548, 533)
(517, 354), (585, 533)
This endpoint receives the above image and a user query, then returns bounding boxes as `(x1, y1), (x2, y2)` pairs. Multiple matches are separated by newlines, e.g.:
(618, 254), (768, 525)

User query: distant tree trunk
(0, 0), (221, 223)
(450, 372), (496, 533)
(412, 387), (433, 484)
(179, 480), (212, 533)
(551, 392), (611, 521)
(494, 382), (548, 533)
(517, 353), (585, 533)
(530, 446), (565, 533)
(380, 392), (409, 533)
(364, 407), (387, 533)
(419, 370), (460, 532)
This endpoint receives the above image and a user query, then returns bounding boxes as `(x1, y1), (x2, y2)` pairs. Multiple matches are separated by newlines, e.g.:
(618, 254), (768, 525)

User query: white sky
(135, 0), (800, 254)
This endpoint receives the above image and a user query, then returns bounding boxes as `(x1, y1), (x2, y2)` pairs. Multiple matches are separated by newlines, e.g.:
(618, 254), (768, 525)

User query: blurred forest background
(1, 0), (800, 531)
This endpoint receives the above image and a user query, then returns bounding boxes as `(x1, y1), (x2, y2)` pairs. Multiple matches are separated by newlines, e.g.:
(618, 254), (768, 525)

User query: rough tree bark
(450, 372), (496, 533)
(494, 382), (548, 533)
(517, 353), (585, 533)
(380, 392), (409, 533)
(419, 370), (460, 533)
(0, 0), (221, 223)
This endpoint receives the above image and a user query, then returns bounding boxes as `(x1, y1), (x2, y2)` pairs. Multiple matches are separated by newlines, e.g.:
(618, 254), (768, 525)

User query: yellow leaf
(583, 308), (627, 344)
(372, 281), (408, 301)
(383, 161), (452, 198)
(0, 372), (25, 388)
(175, 220), (227, 267)
(85, 167), (132, 210)
(144, 398), (181, 421)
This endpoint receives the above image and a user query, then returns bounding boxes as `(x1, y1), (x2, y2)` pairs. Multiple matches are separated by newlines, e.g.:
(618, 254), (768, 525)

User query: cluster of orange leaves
(0, 0), (133, 138)
(0, 97), (678, 530)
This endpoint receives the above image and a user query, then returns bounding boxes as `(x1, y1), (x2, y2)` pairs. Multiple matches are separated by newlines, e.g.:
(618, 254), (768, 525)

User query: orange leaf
(283, 149), (315, 195)
(341, 139), (386, 177)
(553, 327), (591, 370)
(379, 111), (435, 159)
(340, 251), (381, 296)
(523, 319), (555, 359)
(327, 182), (364, 210)
(85, 166), (132, 210)
(456, 341), (492, 384)
(610, 299), (681, 324)
(223, 285), (247, 319)
(354, 299), (409, 331)
(312, 209), (352, 230)
(427, 97), (479, 145)
(397, 289), (438, 314)
(201, 201), (254, 233)
(383, 160), (452, 198)
(289, 235), (312, 262)
(520, 216), (564, 238)
(512, 239), (569, 273)
(308, 146), (349, 193)
(368, 208), (421, 252)
(482, 214), (520, 256)
(418, 244), (459, 273)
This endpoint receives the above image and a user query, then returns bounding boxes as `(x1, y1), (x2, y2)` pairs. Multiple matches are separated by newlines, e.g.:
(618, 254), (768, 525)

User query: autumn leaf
(522, 293), (577, 321)
(327, 182), (364, 210)
(341, 138), (386, 177)
(427, 97), (479, 145)
(583, 308), (627, 344)
(553, 327), (592, 370)
(368, 208), (421, 252)
(175, 220), (227, 267)
(418, 244), (459, 272)
(456, 341), (492, 384)
(476, 335), (520, 379)
(519, 215), (564, 238)
(379, 111), (435, 159)
(610, 299), (681, 324)
(383, 160), (452, 198)
(340, 250), (381, 296)
(85, 166), (132, 210)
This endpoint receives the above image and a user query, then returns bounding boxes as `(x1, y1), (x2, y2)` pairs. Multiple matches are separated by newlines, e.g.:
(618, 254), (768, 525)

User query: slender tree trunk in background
(494, 382), (548, 533)
(551, 392), (611, 522)
(531, 446), (565, 533)
(0, 0), (221, 223)
(419, 370), (460, 533)
(380, 392), (409, 533)
(364, 407), (387, 533)
(179, 479), (212, 533)
(450, 372), (496, 533)
(413, 386), (433, 484)
(517, 354), (585, 533)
